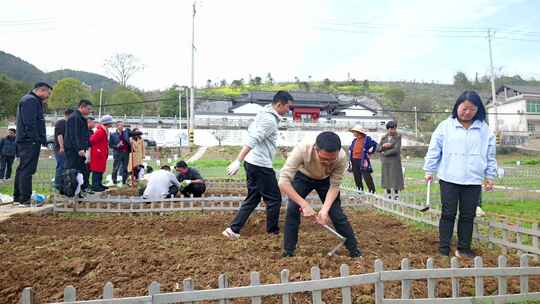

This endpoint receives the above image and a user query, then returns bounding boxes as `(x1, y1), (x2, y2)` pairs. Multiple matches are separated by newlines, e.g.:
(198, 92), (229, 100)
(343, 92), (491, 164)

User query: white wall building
(487, 85), (540, 134)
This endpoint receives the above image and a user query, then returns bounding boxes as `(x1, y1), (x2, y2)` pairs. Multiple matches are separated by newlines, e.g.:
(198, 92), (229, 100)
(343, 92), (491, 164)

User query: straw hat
(349, 125), (367, 135)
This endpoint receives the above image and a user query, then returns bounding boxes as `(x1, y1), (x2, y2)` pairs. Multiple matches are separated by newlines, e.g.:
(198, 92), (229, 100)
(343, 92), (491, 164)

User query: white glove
(476, 206), (486, 217)
(227, 160), (241, 176)
(180, 179), (192, 189)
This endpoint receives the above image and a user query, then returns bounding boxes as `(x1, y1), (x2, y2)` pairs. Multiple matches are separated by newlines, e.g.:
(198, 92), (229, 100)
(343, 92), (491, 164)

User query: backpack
(60, 169), (79, 197)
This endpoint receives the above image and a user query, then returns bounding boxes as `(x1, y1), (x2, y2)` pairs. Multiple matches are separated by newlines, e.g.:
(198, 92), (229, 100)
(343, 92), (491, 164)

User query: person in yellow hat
(348, 125), (378, 193)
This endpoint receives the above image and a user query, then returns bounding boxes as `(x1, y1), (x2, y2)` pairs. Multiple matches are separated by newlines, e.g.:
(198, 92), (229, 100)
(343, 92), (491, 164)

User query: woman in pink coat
(90, 115), (114, 192)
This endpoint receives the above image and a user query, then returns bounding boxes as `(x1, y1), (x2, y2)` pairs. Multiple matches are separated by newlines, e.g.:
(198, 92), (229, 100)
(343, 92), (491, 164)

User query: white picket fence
(351, 189), (540, 256)
(20, 255), (540, 304)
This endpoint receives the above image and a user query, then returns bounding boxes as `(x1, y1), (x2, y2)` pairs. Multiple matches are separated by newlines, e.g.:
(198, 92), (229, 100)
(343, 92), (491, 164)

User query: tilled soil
(0, 209), (539, 304)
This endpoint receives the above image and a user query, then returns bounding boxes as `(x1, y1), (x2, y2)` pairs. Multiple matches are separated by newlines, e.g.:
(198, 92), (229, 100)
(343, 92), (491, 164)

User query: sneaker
(476, 206), (486, 217)
(15, 203), (31, 208)
(222, 228), (240, 240)
(282, 251), (295, 257)
(455, 249), (476, 259)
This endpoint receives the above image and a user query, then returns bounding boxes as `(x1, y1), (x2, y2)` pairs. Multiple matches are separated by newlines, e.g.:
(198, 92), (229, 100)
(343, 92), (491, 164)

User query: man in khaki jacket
(279, 131), (361, 258)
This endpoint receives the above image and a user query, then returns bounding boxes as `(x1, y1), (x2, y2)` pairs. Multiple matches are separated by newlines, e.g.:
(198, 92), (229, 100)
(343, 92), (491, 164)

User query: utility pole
(178, 87), (182, 129)
(414, 106), (418, 138)
(189, 1), (197, 145)
(98, 88), (103, 120)
(185, 87), (190, 131)
(488, 28), (499, 133)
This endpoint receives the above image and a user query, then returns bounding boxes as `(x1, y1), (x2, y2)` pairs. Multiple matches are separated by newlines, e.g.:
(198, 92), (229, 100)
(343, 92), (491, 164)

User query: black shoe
(350, 250), (363, 258)
(92, 187), (105, 193)
(455, 249), (476, 259)
(78, 192), (86, 199)
(267, 230), (280, 235)
(282, 251), (295, 258)
(439, 247), (450, 257)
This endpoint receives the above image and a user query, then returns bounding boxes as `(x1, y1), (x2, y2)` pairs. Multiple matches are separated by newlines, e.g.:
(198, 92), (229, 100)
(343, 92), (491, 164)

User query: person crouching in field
(423, 91), (497, 258)
(142, 165), (181, 199)
(279, 132), (362, 258)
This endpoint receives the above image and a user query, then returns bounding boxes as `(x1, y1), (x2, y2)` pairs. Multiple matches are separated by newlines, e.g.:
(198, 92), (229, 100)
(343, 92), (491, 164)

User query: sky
(1, 0), (540, 91)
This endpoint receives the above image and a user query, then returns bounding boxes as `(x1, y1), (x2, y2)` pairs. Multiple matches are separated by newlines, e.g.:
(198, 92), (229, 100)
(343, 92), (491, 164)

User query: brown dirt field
(0, 209), (539, 304)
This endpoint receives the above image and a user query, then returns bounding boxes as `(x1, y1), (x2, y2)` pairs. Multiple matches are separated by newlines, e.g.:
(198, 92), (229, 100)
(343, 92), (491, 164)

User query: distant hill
(0, 50), (118, 90)
(0, 51), (44, 84)
(47, 69), (118, 91)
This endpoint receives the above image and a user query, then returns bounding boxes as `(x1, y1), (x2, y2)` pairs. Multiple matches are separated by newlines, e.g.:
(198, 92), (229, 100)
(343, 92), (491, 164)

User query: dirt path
(1, 209), (538, 303)
(186, 146), (208, 163)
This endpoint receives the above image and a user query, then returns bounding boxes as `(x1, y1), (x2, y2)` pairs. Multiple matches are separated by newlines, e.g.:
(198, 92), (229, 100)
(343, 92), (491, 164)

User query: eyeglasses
(315, 148), (338, 163)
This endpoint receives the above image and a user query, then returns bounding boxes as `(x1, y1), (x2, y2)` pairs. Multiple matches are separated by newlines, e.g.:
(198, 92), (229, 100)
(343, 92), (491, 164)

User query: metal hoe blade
(322, 224), (346, 256)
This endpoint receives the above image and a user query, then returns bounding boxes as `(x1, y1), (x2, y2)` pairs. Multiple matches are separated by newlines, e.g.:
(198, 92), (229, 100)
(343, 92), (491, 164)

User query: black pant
(0, 155), (15, 179)
(112, 152), (129, 184)
(351, 159), (375, 193)
(439, 180), (481, 251)
(180, 183), (206, 197)
(13, 142), (40, 203)
(64, 149), (86, 172)
(229, 162), (282, 234)
(283, 171), (360, 256)
(81, 164), (90, 191)
(91, 172), (104, 190)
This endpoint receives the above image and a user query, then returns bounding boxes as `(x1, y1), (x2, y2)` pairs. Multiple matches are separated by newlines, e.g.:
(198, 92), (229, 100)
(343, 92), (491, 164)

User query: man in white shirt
(142, 165), (180, 199)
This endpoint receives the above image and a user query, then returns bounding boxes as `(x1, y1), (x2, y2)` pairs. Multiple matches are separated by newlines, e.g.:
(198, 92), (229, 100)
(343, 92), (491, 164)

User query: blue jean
(54, 152), (65, 189)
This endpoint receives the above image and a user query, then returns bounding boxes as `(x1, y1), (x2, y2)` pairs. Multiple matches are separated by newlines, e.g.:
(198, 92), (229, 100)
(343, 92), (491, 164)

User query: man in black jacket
(13, 82), (51, 206)
(0, 128), (17, 179)
(53, 108), (74, 190)
(65, 100), (93, 175)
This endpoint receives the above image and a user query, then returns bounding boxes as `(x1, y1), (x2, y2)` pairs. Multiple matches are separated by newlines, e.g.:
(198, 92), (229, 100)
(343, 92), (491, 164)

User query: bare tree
(104, 53), (144, 87)
(212, 130), (227, 146)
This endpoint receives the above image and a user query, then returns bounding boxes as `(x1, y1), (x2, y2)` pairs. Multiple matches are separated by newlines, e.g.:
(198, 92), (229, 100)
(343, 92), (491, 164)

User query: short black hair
(315, 131), (341, 152)
(79, 99), (93, 107)
(452, 91), (487, 122)
(64, 108), (74, 116)
(34, 82), (53, 90)
(175, 161), (188, 169)
(8, 128), (16, 133)
(161, 165), (171, 171)
(386, 121), (397, 129)
(87, 116), (95, 121)
(272, 91), (294, 105)
(146, 166), (154, 174)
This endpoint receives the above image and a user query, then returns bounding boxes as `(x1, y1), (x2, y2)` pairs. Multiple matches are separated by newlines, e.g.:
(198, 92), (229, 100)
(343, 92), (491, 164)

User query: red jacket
(89, 124), (109, 173)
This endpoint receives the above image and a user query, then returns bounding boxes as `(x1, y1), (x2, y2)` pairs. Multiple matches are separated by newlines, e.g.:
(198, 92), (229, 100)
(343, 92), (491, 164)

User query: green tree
(0, 74), (31, 118)
(453, 72), (472, 91)
(159, 85), (187, 117)
(323, 78), (332, 88)
(48, 77), (92, 111)
(265, 73), (273, 85)
(109, 88), (143, 116)
(383, 87), (405, 109)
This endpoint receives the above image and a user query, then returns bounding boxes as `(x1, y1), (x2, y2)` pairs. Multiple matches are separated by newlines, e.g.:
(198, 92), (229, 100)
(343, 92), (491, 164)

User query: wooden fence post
(103, 281), (114, 299)
(64, 285), (76, 302)
(250, 271), (261, 304)
(20, 287), (36, 304)
(311, 266), (322, 304)
(374, 259), (384, 304)
(520, 254), (529, 295)
(280, 269), (290, 304)
(148, 281), (160, 296)
(450, 257), (460, 298)
(340, 264), (352, 304)
(401, 258), (411, 299)
(426, 257), (436, 299)
(474, 256), (484, 297)
(183, 278), (194, 304)
(498, 255), (507, 296)
(218, 274), (229, 304)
